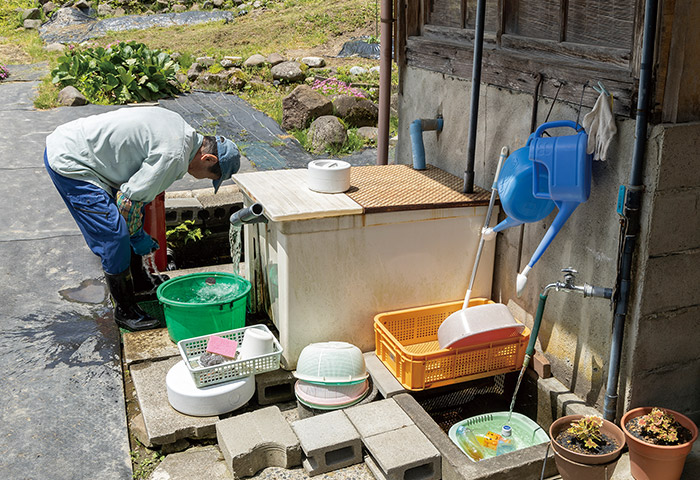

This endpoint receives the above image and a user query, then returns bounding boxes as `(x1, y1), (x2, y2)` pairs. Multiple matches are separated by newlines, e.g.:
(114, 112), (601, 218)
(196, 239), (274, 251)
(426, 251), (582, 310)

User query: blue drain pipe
(410, 118), (444, 170)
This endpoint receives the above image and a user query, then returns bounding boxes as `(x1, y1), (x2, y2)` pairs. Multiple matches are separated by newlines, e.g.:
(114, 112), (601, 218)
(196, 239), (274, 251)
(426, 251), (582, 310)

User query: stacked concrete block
(216, 406), (301, 478)
(292, 410), (362, 476)
(255, 369), (296, 405)
(363, 352), (405, 398)
(345, 399), (440, 480)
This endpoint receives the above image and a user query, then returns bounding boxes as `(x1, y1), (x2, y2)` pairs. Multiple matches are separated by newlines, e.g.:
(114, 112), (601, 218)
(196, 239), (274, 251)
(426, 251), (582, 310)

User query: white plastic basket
(177, 325), (283, 388)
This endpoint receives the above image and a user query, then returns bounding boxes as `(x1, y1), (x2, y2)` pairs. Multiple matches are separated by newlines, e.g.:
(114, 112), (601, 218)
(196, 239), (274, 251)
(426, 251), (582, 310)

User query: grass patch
(95, 0), (375, 59)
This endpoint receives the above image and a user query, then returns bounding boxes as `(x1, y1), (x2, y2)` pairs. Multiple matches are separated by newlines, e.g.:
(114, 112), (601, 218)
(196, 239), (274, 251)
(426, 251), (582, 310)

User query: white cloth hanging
(582, 92), (617, 161)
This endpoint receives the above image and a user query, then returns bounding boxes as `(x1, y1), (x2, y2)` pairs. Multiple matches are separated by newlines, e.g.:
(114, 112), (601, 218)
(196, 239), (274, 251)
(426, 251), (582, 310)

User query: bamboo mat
(346, 164), (490, 213)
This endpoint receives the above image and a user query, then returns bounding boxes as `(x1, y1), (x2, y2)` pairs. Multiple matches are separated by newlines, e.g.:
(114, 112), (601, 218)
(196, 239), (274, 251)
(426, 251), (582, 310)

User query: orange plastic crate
(374, 298), (530, 391)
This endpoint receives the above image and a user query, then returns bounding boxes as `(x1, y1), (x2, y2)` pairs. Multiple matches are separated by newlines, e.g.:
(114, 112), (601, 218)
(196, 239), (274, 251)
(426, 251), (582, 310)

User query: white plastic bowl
(294, 341), (368, 385)
(166, 360), (255, 416)
(307, 160), (351, 193)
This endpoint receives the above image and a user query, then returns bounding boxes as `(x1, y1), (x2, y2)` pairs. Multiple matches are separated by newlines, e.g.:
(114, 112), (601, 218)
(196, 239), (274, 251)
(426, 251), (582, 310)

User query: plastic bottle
(455, 425), (484, 461)
(496, 425), (516, 456)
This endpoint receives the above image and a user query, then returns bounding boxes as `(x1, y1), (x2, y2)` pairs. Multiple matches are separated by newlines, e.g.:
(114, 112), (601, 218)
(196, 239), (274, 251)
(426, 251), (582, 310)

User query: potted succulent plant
(549, 414), (626, 480)
(622, 407), (698, 480)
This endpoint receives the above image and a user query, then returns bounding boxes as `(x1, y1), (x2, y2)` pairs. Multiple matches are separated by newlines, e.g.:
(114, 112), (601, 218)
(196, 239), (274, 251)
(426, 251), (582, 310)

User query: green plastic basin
(156, 272), (251, 343)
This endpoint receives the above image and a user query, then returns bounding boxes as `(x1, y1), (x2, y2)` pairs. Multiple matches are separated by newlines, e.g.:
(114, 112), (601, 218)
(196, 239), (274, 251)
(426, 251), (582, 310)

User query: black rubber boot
(130, 251), (169, 299)
(104, 268), (161, 331)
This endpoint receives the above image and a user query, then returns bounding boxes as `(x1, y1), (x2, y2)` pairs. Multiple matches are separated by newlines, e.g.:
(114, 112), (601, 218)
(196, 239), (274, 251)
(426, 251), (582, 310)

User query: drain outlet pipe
(604, 0), (658, 422)
(410, 118), (444, 170)
(230, 203), (267, 227)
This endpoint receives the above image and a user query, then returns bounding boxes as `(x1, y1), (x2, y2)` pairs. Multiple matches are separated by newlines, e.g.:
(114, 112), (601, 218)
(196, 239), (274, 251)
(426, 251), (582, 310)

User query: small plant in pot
(622, 407), (698, 480)
(549, 414), (625, 480)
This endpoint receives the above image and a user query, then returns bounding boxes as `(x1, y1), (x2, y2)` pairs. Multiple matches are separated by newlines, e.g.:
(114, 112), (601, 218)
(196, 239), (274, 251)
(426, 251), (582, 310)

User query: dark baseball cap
(212, 136), (240, 193)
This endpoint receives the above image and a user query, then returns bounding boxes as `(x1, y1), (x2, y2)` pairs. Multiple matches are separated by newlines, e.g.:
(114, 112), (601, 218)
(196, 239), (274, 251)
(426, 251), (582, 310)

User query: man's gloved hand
(130, 228), (159, 256)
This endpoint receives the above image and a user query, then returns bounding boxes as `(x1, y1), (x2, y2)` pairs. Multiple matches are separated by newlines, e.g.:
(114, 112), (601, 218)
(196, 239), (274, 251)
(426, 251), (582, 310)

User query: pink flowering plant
(0, 64), (9, 81)
(311, 77), (367, 99)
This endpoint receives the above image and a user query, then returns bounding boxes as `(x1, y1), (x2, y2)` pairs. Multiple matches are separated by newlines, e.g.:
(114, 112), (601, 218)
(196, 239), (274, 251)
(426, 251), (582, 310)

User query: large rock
(266, 53), (285, 66)
(22, 8), (41, 20)
(44, 42), (66, 53)
(308, 116), (347, 153)
(194, 71), (232, 90)
(23, 19), (42, 30)
(195, 56), (216, 67)
(172, 4), (187, 13)
(57, 86), (88, 106)
(357, 126), (378, 143)
(333, 95), (379, 128)
(271, 61), (305, 83)
(97, 3), (115, 16)
(74, 0), (92, 10)
(301, 56), (325, 68)
(187, 62), (205, 81)
(243, 54), (266, 68)
(43, 2), (58, 15)
(281, 84), (333, 131)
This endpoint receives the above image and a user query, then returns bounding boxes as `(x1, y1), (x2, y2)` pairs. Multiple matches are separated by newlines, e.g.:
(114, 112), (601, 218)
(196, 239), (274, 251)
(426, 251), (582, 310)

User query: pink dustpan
(437, 303), (525, 349)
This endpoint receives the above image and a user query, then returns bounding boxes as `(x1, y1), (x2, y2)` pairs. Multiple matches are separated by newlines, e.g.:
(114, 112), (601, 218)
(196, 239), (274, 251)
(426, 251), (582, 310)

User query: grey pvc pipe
(229, 203), (267, 227)
(604, 0), (658, 422)
(376, 0), (392, 165)
(462, 0), (486, 193)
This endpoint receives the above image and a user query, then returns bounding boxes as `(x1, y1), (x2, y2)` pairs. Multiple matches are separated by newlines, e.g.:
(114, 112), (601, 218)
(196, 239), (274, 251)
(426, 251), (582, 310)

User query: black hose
(604, 0), (658, 422)
(462, 0), (485, 193)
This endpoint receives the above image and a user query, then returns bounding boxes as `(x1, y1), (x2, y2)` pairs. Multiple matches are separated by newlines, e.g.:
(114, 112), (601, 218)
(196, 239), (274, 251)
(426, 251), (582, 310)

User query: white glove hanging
(582, 91), (617, 161)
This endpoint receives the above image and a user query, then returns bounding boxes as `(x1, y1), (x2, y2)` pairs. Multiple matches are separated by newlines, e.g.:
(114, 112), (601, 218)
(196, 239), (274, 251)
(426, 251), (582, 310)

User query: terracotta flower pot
(549, 415), (626, 480)
(622, 407), (698, 480)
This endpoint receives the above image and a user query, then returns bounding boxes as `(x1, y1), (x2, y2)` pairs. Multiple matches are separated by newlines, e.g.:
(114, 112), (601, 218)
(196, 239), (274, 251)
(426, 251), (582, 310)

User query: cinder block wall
(396, 66), (699, 421)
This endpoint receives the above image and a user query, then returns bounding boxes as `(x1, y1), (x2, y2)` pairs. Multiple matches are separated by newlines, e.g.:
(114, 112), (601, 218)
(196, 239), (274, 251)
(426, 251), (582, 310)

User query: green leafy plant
(51, 41), (181, 104)
(166, 220), (210, 250)
(638, 408), (681, 444)
(567, 415), (604, 451)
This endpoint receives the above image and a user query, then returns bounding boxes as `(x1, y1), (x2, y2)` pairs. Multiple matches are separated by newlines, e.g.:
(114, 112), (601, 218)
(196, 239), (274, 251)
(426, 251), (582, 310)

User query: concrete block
(641, 251), (700, 314)
(628, 362), (700, 419)
(130, 357), (218, 445)
(537, 376), (600, 431)
(648, 189), (700, 255)
(292, 410), (362, 476)
(363, 425), (440, 480)
(150, 445), (233, 479)
(216, 406), (301, 478)
(255, 369), (296, 405)
(633, 305), (700, 372)
(195, 184), (243, 209)
(658, 124), (700, 190)
(122, 327), (179, 365)
(364, 351), (405, 398)
(165, 196), (203, 210)
(345, 398), (414, 438)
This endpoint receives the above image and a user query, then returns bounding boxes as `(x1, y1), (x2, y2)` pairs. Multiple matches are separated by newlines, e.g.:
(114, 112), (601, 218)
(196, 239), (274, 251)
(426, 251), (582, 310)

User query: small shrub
(638, 408), (680, 444)
(51, 41), (181, 104)
(166, 220), (210, 250)
(567, 415), (604, 451)
(0, 64), (9, 80)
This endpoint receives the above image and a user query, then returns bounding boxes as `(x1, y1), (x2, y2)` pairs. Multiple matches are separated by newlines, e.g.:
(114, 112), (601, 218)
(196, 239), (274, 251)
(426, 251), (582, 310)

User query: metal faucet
(543, 268), (612, 299)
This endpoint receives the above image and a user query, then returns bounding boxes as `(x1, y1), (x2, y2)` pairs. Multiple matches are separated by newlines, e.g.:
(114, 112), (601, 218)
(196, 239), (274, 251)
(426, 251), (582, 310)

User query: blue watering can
(485, 120), (592, 295)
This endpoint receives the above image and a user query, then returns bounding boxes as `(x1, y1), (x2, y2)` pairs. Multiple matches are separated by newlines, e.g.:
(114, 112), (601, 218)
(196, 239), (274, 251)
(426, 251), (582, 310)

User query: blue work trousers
(44, 150), (131, 274)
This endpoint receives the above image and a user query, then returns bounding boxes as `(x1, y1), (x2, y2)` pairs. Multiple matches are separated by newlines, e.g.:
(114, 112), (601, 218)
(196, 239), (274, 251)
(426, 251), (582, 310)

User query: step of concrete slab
(130, 357), (219, 446)
(216, 405), (302, 478)
(123, 327), (179, 366)
(292, 410), (362, 476)
(150, 445), (234, 480)
(363, 425), (440, 480)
